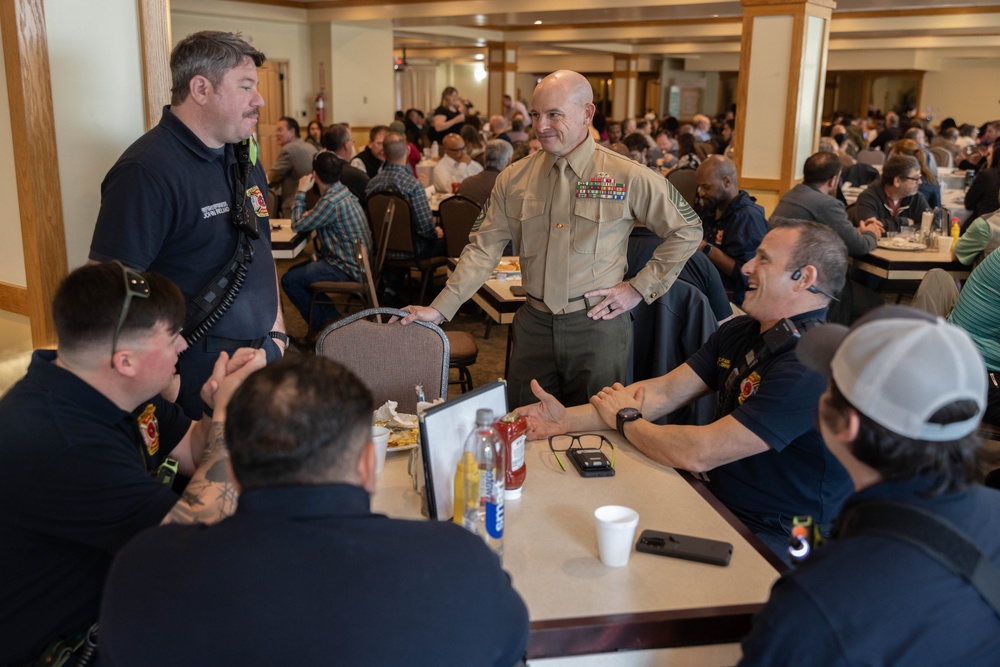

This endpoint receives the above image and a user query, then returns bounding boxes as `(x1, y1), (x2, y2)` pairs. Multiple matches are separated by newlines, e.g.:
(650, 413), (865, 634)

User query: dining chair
(857, 149), (885, 166)
(315, 307), (449, 414)
(929, 146), (954, 170)
(666, 167), (698, 208)
(367, 191), (448, 305)
(438, 194), (482, 258)
(304, 239), (375, 338)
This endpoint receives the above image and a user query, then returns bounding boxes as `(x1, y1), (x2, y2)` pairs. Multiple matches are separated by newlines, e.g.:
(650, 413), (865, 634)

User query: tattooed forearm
(161, 423), (238, 526)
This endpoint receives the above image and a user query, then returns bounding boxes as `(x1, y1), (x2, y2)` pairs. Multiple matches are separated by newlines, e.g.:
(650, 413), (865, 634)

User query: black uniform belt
(187, 334), (268, 353)
(524, 293), (598, 315)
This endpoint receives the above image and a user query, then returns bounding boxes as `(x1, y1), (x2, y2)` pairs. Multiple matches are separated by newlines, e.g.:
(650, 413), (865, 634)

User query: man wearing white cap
(740, 305), (1000, 666)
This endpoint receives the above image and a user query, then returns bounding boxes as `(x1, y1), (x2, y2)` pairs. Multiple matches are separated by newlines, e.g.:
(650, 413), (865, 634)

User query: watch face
(619, 407), (640, 420)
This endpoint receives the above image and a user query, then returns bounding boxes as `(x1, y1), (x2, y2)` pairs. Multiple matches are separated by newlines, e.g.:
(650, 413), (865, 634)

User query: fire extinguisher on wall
(315, 62), (326, 124)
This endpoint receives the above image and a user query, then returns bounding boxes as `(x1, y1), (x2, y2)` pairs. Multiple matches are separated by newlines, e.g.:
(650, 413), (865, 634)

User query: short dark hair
(803, 151), (843, 185)
(226, 355), (374, 489)
(382, 132), (407, 162)
(170, 31), (266, 106)
(278, 116), (300, 136)
(882, 154), (919, 185)
(770, 218), (848, 297)
(53, 263), (185, 354)
(322, 124), (352, 152)
(823, 381), (982, 494)
(313, 151), (343, 185)
(369, 125), (390, 143)
(622, 132), (648, 156)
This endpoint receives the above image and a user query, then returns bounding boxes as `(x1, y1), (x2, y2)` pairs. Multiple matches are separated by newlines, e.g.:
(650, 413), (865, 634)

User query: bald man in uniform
(401, 70), (701, 408)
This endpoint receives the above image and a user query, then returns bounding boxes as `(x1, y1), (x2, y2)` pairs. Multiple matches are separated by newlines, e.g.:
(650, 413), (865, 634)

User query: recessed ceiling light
(475, 53), (485, 60)
(534, 20), (543, 25)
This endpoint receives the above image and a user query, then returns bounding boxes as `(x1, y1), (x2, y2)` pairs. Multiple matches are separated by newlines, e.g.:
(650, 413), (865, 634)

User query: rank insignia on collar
(575, 172), (626, 200)
(138, 403), (160, 456)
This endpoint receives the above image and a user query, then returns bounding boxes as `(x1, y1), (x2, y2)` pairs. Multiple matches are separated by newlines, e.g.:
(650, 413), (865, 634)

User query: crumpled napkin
(373, 401), (418, 429)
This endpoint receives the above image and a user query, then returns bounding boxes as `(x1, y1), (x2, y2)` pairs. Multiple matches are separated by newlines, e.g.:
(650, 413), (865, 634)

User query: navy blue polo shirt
(740, 476), (1000, 666)
(90, 105), (277, 342)
(101, 484), (530, 666)
(0, 351), (189, 664)
(686, 310), (852, 536)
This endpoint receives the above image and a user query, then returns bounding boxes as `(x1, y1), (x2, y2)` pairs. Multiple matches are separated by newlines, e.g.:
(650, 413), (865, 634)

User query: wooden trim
(527, 603), (762, 659)
(137, 0), (171, 131)
(837, 6), (1000, 20)
(504, 16), (743, 32)
(739, 176), (785, 190)
(731, 6), (754, 179)
(0, 283), (28, 317)
(1, 0), (67, 347)
(781, 10), (806, 195)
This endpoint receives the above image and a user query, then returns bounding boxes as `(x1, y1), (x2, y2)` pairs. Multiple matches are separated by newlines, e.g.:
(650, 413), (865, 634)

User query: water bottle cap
(476, 408), (494, 425)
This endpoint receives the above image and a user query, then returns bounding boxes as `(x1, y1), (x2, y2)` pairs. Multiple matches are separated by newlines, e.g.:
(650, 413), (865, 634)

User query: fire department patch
(738, 372), (761, 405)
(718, 357), (731, 370)
(137, 403), (160, 456)
(247, 185), (268, 218)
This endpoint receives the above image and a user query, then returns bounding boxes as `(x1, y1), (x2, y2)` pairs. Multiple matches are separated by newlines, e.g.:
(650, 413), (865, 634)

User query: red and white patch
(738, 372), (761, 405)
(137, 403), (160, 456)
(247, 185), (268, 218)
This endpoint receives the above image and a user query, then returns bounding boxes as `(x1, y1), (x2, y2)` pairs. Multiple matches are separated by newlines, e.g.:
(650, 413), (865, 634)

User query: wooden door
(257, 62), (285, 173)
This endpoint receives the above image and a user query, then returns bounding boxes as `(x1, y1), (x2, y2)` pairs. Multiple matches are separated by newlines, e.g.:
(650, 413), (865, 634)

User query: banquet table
(372, 431), (783, 664)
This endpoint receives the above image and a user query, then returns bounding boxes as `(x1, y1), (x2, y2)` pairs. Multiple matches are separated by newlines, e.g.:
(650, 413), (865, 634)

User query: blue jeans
(281, 258), (352, 330)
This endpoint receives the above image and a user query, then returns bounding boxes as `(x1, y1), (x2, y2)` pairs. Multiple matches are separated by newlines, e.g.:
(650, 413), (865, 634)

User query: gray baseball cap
(796, 305), (987, 441)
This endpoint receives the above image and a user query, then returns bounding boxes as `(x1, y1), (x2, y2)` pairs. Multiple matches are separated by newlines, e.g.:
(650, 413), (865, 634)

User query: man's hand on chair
(396, 305), (445, 325)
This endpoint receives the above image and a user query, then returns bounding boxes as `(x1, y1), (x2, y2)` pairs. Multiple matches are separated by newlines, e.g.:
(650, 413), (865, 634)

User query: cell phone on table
(635, 529), (732, 566)
(567, 448), (615, 478)
(510, 285), (526, 297)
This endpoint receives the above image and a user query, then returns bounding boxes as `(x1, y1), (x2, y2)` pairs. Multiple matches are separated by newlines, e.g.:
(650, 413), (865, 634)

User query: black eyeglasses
(902, 175), (923, 182)
(110, 261), (150, 368)
(548, 433), (615, 471)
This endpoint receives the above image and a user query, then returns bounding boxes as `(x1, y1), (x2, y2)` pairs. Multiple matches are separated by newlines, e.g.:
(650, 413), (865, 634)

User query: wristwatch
(701, 244), (713, 256)
(268, 331), (290, 348)
(616, 407), (642, 440)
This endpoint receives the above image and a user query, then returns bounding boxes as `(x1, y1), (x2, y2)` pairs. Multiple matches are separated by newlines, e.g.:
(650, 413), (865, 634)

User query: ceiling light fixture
(534, 20), (543, 25)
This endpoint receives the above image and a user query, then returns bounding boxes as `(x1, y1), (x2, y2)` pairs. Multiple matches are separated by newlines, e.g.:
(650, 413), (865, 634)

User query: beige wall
(46, 0), (147, 270)
(923, 59), (1000, 126)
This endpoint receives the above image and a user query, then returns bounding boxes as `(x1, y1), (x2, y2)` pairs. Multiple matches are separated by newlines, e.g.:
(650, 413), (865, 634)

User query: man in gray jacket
(773, 151), (884, 257)
(268, 116), (318, 217)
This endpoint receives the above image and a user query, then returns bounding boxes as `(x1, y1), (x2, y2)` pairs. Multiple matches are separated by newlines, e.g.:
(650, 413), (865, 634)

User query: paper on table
(374, 401), (418, 429)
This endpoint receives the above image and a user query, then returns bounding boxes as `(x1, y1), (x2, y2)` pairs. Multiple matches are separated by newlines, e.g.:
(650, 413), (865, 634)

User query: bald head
(696, 155), (739, 211)
(531, 70), (596, 157)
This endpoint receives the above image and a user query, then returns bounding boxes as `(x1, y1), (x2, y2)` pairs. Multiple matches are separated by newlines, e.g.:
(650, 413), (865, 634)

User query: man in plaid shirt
(281, 151), (373, 330)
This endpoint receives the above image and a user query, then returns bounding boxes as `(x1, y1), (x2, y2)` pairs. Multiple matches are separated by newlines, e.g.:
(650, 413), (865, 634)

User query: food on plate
(388, 428), (419, 448)
(496, 259), (520, 273)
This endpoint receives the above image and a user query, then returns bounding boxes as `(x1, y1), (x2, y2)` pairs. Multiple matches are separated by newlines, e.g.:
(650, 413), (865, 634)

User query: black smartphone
(635, 529), (732, 566)
(567, 448), (615, 478)
(510, 285), (526, 297)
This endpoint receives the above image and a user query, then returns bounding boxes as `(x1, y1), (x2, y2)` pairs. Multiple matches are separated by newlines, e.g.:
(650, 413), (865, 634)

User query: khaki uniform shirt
(432, 134), (702, 319)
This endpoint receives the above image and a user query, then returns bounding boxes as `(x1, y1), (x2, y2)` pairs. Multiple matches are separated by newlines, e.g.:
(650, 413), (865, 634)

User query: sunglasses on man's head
(109, 261), (150, 368)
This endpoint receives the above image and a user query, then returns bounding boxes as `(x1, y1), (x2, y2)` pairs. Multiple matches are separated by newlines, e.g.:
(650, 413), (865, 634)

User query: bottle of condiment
(950, 217), (961, 245)
(494, 411), (528, 499)
(462, 409), (505, 560)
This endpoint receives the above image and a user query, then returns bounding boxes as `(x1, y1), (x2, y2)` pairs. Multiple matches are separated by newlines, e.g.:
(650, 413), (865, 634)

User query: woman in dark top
(306, 120), (323, 151)
(892, 139), (941, 210)
(431, 87), (466, 144)
(404, 108), (429, 150)
(965, 147), (1000, 227)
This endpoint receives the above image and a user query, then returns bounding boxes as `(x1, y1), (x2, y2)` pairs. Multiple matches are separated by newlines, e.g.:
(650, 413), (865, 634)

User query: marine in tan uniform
(401, 70), (701, 408)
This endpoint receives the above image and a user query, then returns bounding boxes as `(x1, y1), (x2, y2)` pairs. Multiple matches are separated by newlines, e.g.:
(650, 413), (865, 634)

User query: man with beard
(695, 155), (768, 305)
(522, 221), (853, 561)
(90, 31), (285, 419)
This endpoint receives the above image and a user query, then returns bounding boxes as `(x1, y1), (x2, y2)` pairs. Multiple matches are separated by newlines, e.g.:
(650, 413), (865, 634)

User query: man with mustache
(401, 70), (701, 408)
(91, 31), (286, 419)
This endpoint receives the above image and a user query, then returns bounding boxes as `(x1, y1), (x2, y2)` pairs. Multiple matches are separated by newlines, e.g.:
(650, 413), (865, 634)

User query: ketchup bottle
(494, 411), (527, 499)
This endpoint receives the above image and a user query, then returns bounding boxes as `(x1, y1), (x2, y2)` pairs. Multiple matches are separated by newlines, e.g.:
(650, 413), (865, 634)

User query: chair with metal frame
(857, 149), (886, 166)
(366, 191), (448, 305)
(304, 239), (377, 339)
(316, 307), (450, 415)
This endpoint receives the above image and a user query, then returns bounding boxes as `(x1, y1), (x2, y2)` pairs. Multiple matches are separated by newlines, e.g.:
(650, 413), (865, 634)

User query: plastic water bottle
(462, 409), (505, 560)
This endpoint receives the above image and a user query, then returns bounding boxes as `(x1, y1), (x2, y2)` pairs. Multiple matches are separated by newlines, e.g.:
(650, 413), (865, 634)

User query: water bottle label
(486, 500), (504, 539)
(510, 435), (526, 471)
